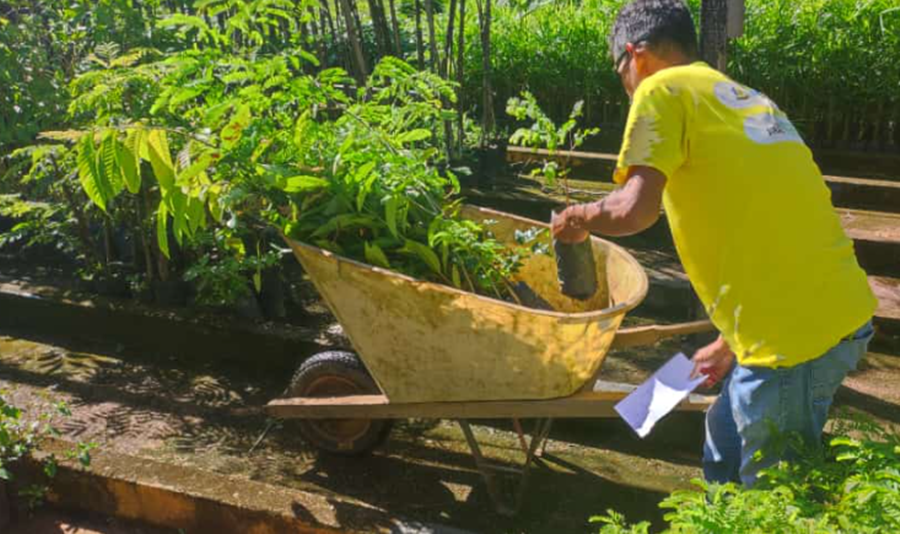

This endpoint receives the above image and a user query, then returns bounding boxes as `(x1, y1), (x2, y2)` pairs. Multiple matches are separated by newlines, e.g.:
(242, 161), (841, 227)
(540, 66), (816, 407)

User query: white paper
(614, 353), (706, 438)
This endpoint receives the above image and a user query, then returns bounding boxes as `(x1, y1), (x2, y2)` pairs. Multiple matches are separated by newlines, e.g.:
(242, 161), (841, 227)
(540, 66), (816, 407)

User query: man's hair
(609, 0), (699, 63)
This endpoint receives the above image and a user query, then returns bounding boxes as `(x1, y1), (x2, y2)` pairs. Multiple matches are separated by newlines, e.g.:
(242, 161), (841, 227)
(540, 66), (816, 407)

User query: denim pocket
(850, 321), (875, 342)
(810, 325), (870, 407)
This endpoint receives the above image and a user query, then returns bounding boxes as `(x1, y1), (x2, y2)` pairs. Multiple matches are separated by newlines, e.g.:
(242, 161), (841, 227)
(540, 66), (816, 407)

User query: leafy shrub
(32, 2), (538, 302)
(507, 91), (599, 187)
(0, 391), (94, 507)
(591, 418), (900, 533)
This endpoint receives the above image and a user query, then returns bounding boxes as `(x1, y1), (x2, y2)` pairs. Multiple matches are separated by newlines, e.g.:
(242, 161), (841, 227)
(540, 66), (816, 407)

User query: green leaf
(224, 237), (246, 257)
(169, 87), (203, 110)
(297, 49), (320, 67)
(169, 191), (187, 245)
(452, 265), (462, 288)
(0, 467), (10, 481)
(354, 161), (377, 184)
(310, 214), (376, 238)
(76, 134), (107, 212)
(44, 459), (58, 478)
(204, 101), (235, 128)
(385, 196), (400, 238)
(178, 153), (214, 187)
(293, 110), (313, 153)
(99, 133), (124, 197)
(119, 130), (142, 194)
(253, 271), (262, 293)
(338, 131), (356, 156)
(186, 196), (205, 235)
(396, 129), (432, 144)
(253, 241), (263, 293)
(156, 201), (170, 258)
(146, 130), (176, 194)
(283, 175), (329, 193)
(356, 167), (379, 212)
(364, 242), (391, 268)
(207, 186), (224, 223)
(159, 14), (211, 32)
(221, 104), (251, 150)
(403, 239), (442, 275)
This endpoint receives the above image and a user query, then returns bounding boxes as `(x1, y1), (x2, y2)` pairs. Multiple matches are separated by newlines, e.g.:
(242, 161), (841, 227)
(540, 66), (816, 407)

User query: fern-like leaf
(39, 130), (88, 142)
(146, 130), (176, 194)
(76, 134), (107, 212)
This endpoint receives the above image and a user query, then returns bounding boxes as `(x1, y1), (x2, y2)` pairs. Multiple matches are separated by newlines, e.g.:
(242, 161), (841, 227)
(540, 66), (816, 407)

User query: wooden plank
(506, 146), (900, 214)
(871, 276), (900, 321)
(826, 176), (900, 213)
(838, 208), (900, 245)
(612, 320), (715, 349)
(506, 146), (618, 165)
(266, 387), (715, 420)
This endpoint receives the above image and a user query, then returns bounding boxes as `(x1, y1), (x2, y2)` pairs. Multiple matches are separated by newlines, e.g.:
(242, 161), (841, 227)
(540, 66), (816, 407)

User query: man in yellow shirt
(552, 0), (876, 486)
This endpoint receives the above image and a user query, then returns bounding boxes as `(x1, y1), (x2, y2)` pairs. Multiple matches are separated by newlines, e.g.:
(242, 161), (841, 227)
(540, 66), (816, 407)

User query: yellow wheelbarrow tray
(266, 205), (715, 515)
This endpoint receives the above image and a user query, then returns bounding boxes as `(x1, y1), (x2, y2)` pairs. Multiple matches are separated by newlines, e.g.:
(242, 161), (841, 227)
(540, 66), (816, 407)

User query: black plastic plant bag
(511, 281), (554, 310)
(551, 211), (598, 300)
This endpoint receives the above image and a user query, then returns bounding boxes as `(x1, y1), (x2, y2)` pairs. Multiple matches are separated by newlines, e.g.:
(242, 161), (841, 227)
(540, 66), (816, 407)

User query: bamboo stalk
(456, 0), (466, 156)
(366, 0), (391, 56)
(387, 0), (402, 56)
(332, 0), (353, 73)
(476, 0), (494, 143)
(350, 0), (364, 46)
(441, 0), (458, 160)
(414, 0), (425, 69)
(339, 0), (368, 84)
(426, 0), (439, 73)
(442, 0), (457, 78)
(319, 0), (338, 47)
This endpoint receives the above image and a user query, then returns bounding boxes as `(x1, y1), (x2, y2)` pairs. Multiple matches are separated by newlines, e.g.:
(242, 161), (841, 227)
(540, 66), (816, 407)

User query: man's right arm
(552, 165), (667, 242)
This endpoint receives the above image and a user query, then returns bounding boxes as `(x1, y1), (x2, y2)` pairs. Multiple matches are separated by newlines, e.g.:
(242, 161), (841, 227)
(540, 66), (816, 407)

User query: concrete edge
(14, 438), (456, 534)
(0, 278), (334, 372)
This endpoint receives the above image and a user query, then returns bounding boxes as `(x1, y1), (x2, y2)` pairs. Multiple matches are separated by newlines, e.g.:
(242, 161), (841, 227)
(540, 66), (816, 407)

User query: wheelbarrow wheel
(288, 351), (393, 455)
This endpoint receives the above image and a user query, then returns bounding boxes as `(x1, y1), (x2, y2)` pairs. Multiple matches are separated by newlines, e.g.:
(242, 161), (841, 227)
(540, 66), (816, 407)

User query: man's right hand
(691, 335), (735, 387)
(551, 204), (592, 244)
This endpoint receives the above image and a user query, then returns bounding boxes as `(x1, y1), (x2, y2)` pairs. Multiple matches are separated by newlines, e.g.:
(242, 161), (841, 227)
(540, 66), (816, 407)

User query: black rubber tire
(287, 351), (393, 455)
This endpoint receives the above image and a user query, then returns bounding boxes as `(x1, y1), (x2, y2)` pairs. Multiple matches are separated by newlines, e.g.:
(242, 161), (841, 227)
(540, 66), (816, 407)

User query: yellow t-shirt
(615, 61), (876, 368)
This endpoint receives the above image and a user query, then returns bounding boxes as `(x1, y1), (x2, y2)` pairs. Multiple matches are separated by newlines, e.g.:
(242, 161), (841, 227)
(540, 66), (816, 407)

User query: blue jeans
(703, 320), (874, 487)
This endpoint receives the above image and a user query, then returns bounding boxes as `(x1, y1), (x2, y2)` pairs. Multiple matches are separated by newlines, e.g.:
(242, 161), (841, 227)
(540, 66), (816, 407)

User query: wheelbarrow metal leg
(458, 420), (515, 516)
(457, 418), (555, 516)
(512, 418), (529, 454)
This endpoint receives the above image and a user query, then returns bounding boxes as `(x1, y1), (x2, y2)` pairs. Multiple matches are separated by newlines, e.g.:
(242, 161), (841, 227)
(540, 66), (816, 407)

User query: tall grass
(731, 0), (900, 148)
(462, 0), (900, 150)
(462, 0), (629, 133)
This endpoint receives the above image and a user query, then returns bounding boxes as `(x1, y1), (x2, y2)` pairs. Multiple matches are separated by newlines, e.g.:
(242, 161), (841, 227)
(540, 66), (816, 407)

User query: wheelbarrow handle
(611, 320), (715, 349)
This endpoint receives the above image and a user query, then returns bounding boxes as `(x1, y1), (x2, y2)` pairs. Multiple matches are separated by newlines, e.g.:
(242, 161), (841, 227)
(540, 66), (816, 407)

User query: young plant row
(7, 5), (532, 307)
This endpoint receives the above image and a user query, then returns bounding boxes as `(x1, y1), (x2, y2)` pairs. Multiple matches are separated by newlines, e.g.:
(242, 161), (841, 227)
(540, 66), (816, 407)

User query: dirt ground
(1, 318), (898, 533)
(8, 508), (173, 534)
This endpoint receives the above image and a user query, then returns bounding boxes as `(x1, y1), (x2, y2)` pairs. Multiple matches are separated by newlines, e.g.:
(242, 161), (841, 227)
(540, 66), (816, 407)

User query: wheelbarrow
(266, 206), (715, 515)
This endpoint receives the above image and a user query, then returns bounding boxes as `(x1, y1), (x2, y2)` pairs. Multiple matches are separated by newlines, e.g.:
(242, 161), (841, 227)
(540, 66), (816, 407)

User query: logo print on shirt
(743, 112), (803, 145)
(714, 81), (773, 110)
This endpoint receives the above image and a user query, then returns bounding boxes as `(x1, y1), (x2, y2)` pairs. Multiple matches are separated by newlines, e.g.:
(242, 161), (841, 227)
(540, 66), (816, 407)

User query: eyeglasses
(615, 49), (631, 73)
(614, 39), (648, 74)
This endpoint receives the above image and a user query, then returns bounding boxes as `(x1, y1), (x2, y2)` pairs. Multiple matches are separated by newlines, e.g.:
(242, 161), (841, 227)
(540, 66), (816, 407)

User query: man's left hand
(691, 335), (735, 388)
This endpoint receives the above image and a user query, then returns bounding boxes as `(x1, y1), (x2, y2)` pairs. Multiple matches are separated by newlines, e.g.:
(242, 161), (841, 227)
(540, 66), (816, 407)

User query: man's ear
(631, 44), (653, 76)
